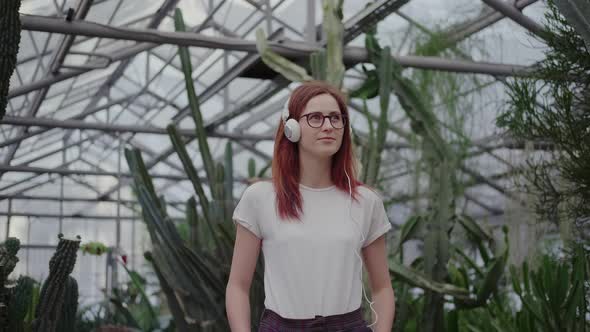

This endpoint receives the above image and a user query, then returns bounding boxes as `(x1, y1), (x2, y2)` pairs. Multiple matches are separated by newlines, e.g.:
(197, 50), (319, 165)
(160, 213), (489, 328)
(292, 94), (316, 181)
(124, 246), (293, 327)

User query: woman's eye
(310, 114), (323, 121)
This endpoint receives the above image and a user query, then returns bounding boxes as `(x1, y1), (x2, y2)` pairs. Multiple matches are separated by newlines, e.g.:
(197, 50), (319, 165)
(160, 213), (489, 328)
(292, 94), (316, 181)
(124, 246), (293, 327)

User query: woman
(226, 81), (395, 331)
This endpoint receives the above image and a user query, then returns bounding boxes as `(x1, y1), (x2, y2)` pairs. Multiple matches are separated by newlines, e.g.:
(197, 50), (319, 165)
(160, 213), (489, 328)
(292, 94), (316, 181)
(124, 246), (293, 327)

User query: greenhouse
(0, 0), (588, 331)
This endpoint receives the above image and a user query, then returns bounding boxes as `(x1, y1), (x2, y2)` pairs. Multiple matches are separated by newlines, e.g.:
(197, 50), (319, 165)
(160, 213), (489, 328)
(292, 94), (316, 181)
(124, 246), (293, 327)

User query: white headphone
(281, 97), (301, 143)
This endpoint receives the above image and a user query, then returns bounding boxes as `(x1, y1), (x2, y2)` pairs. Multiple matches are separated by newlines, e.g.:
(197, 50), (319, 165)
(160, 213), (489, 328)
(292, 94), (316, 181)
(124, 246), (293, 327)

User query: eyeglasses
(299, 112), (347, 129)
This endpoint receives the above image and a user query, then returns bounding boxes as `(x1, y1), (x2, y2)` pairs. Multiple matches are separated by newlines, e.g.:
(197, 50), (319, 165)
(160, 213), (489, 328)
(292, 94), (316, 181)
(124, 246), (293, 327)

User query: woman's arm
(226, 224), (262, 332)
(362, 235), (395, 332)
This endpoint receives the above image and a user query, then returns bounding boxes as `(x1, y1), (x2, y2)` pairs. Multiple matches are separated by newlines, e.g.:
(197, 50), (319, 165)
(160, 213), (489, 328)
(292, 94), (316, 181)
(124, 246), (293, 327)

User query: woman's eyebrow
(308, 110), (341, 114)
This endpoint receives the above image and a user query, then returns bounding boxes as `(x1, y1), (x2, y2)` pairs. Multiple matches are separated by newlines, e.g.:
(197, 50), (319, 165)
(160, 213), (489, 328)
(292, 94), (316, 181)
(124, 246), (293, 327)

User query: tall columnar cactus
(122, 9), (266, 331)
(55, 276), (78, 332)
(32, 234), (81, 332)
(350, 18), (503, 332)
(0, 237), (20, 279)
(0, 0), (22, 120)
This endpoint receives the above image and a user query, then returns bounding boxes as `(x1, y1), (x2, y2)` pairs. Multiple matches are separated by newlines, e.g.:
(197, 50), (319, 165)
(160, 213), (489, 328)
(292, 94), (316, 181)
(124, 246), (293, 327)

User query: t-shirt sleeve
(232, 185), (262, 239)
(362, 194), (392, 248)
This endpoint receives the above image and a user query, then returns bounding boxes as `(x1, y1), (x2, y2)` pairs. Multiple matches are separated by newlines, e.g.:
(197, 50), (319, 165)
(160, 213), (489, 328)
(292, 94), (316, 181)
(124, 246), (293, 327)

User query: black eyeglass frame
(298, 112), (348, 129)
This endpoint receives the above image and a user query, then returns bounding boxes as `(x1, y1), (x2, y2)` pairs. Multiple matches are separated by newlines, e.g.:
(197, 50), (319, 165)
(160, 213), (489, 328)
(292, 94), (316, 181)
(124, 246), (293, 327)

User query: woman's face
(297, 93), (345, 159)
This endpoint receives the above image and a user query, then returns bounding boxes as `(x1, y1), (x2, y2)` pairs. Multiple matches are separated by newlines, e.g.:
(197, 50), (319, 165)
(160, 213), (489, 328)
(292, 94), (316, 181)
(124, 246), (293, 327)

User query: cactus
(0, 237), (22, 332)
(322, 0), (345, 89)
(7, 276), (35, 332)
(255, 28), (313, 83)
(122, 10), (262, 331)
(174, 8), (216, 192)
(310, 50), (327, 81)
(55, 276), (78, 332)
(32, 234), (81, 332)
(254, 0), (345, 87)
(0, 0), (22, 120)
(0, 267), (7, 332)
(223, 141), (234, 220)
(0, 237), (20, 280)
(247, 158), (256, 179)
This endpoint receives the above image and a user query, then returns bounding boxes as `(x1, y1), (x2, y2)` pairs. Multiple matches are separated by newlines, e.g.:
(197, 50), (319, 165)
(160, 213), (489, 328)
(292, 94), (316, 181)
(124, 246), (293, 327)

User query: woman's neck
(298, 153), (333, 189)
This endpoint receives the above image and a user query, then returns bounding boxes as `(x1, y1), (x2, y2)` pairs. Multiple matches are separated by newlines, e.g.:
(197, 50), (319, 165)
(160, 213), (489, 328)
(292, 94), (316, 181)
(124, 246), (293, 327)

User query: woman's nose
(321, 119), (334, 131)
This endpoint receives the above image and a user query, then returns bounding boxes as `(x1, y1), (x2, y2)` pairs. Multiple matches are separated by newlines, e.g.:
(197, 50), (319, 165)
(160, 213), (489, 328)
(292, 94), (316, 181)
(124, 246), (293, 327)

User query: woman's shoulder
(242, 179), (274, 197)
(355, 183), (385, 204)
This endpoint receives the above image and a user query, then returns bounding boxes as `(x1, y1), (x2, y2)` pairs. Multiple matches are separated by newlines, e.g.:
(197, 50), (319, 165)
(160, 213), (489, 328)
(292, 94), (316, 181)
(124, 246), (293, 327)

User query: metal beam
(243, 0), (302, 37)
(0, 193), (186, 205)
(234, 97), (288, 131)
(13, 133), (94, 166)
(18, 15), (535, 78)
(16, 12), (155, 66)
(0, 159), (77, 193)
(0, 211), (183, 221)
(1, 0), (94, 175)
(1, 115), (273, 141)
(60, 0), (397, 210)
(445, 0), (538, 44)
(0, 95), (139, 148)
(78, 0), (214, 116)
(481, 0), (546, 38)
(0, 164), (251, 183)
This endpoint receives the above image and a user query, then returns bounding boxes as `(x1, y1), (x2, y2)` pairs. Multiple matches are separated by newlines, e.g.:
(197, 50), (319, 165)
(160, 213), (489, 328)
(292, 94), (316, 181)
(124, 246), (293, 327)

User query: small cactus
(4, 238), (20, 257)
(7, 276), (35, 332)
(32, 234), (81, 332)
(0, 237), (20, 279)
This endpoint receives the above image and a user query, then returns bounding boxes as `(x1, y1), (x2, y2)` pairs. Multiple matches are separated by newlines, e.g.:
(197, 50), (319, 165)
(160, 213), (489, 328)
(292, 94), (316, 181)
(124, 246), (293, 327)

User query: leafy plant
(496, 0), (590, 243)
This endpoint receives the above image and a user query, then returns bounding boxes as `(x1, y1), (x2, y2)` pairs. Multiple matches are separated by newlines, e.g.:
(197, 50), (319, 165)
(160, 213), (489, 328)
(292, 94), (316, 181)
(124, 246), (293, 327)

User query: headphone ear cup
(284, 119), (301, 142)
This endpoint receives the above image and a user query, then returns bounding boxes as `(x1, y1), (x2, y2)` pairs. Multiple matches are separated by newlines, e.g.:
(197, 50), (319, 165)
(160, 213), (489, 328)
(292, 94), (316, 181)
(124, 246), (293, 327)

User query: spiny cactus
(0, 267), (7, 332)
(55, 276), (78, 332)
(0, 0), (22, 120)
(0, 237), (20, 279)
(0, 237), (21, 332)
(7, 276), (35, 332)
(32, 234), (81, 332)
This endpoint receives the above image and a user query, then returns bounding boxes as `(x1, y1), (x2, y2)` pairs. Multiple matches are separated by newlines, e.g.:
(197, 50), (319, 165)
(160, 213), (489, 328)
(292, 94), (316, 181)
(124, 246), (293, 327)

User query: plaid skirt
(258, 307), (372, 332)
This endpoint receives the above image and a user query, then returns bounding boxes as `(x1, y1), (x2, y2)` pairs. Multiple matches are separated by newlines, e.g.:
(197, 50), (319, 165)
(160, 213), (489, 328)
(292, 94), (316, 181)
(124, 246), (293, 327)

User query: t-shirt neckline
(298, 183), (336, 192)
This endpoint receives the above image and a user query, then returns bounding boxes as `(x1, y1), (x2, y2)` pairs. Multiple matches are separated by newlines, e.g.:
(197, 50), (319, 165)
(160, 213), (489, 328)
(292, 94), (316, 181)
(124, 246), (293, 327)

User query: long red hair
(271, 81), (362, 220)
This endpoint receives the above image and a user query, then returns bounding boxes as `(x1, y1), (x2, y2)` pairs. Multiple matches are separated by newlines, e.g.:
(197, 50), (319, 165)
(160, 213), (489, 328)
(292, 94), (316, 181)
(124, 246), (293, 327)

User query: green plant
(361, 25), (458, 332)
(123, 9), (268, 331)
(444, 245), (589, 332)
(496, 0), (590, 243)
(7, 276), (35, 332)
(32, 234), (81, 332)
(0, 237), (21, 332)
(254, 0), (345, 87)
(0, 237), (20, 280)
(509, 245), (589, 332)
(55, 276), (78, 332)
(0, 0), (22, 120)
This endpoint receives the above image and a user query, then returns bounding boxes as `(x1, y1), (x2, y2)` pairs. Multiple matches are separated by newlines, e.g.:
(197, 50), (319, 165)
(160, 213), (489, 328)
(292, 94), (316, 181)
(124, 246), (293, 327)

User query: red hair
(271, 81), (363, 220)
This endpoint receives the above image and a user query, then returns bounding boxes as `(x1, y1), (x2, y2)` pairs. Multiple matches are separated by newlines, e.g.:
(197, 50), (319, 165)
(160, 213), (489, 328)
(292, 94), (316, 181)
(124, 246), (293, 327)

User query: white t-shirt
(232, 180), (392, 319)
